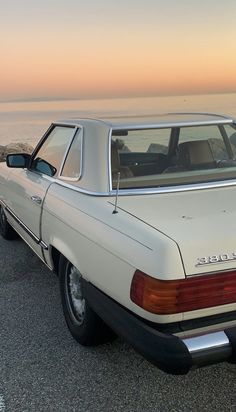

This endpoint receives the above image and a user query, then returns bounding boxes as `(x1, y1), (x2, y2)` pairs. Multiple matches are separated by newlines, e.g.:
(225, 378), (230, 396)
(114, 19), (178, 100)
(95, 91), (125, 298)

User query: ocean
(0, 93), (236, 147)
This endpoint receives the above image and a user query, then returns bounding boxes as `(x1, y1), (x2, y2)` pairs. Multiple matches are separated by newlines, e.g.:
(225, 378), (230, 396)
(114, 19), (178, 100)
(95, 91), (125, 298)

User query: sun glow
(1, 0), (236, 101)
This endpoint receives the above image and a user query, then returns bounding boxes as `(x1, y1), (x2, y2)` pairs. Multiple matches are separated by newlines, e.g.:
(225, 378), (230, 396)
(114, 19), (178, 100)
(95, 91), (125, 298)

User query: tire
(0, 205), (17, 240)
(59, 255), (115, 346)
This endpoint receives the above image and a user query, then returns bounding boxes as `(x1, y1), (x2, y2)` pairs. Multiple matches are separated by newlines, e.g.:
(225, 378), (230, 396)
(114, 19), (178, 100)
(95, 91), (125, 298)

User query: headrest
(178, 140), (215, 169)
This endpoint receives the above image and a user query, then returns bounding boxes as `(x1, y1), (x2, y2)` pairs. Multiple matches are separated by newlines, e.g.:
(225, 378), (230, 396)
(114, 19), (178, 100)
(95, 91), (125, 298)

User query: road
(1, 236), (236, 412)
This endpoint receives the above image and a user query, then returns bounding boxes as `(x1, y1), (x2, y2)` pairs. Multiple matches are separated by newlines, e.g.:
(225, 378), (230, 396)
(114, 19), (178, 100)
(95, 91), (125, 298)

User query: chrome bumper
(183, 331), (232, 367)
(82, 278), (236, 374)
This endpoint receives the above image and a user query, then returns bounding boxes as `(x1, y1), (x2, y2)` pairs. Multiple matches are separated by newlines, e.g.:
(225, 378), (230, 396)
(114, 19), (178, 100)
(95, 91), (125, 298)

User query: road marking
(0, 394), (5, 411)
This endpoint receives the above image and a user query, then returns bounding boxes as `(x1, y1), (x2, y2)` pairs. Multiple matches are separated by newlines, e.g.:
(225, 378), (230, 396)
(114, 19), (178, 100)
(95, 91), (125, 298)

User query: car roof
(60, 112), (235, 130)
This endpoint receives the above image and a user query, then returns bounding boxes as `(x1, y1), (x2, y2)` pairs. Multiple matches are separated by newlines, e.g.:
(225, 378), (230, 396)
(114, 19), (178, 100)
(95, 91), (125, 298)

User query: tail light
(130, 269), (236, 314)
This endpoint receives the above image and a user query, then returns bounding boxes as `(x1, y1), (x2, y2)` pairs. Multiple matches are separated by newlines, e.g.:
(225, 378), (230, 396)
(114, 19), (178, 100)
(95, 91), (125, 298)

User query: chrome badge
(196, 253), (236, 267)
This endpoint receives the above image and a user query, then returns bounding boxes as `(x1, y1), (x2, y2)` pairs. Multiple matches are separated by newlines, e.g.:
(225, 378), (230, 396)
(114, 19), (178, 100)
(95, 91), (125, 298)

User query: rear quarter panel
(41, 183), (185, 323)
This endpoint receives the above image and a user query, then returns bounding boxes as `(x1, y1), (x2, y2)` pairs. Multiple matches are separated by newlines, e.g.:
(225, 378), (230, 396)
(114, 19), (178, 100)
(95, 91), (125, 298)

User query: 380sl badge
(196, 253), (236, 266)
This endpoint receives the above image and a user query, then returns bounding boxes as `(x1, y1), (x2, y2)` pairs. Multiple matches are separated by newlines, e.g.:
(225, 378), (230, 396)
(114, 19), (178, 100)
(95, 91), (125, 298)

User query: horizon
(1, 90), (236, 106)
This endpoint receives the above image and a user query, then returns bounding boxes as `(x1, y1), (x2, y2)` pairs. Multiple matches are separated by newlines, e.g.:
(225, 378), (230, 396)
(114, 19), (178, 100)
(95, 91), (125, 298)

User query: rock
(0, 146), (6, 162)
(0, 143), (34, 162)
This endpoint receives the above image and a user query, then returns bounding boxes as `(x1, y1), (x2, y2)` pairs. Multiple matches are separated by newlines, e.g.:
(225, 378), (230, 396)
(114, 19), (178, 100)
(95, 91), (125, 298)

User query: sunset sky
(1, 0), (236, 102)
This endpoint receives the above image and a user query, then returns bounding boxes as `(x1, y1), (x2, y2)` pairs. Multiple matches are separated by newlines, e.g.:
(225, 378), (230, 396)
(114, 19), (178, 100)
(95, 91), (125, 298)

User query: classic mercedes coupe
(1, 113), (236, 374)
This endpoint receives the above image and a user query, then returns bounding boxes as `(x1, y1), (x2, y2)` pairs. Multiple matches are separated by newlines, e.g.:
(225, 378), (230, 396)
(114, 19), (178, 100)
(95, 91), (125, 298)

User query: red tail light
(130, 270), (236, 314)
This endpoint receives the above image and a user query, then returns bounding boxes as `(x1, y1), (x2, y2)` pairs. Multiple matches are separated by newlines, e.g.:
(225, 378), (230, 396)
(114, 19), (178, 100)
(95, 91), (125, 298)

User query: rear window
(111, 123), (236, 189)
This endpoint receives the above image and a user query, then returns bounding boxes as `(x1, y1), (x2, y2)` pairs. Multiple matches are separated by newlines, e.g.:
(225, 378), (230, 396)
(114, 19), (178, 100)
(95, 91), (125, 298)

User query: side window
(31, 126), (75, 176)
(60, 129), (82, 179)
(178, 125), (229, 161)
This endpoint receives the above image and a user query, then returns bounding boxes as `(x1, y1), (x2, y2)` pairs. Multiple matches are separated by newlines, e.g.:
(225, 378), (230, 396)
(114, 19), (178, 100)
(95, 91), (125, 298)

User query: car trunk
(116, 185), (236, 276)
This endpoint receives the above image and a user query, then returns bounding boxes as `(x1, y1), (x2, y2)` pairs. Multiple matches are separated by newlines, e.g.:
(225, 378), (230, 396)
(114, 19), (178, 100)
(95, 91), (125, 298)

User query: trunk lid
(117, 185), (236, 276)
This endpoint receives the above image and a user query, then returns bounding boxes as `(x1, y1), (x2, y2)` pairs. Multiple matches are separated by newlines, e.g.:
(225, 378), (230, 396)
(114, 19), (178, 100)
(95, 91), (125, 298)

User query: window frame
(109, 123), (236, 192)
(29, 123), (79, 179)
(58, 127), (83, 181)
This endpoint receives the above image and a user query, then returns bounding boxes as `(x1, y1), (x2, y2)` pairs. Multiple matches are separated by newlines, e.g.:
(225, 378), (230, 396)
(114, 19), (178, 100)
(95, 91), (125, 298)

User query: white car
(1, 113), (236, 374)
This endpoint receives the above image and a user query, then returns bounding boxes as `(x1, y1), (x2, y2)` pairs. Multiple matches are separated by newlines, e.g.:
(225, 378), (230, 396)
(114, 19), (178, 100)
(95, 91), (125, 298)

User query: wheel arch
(50, 246), (61, 275)
(49, 240), (84, 277)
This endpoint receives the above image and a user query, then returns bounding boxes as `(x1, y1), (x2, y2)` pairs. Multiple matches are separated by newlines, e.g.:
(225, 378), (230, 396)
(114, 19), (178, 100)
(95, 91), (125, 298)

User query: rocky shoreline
(0, 143), (33, 162)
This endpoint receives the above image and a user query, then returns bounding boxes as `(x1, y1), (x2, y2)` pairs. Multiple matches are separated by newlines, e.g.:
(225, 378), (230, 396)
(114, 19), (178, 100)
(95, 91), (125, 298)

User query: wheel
(0, 205), (17, 240)
(59, 255), (115, 346)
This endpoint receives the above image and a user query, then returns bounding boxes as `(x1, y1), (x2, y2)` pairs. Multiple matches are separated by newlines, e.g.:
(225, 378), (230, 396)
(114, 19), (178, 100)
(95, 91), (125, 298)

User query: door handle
(31, 195), (42, 205)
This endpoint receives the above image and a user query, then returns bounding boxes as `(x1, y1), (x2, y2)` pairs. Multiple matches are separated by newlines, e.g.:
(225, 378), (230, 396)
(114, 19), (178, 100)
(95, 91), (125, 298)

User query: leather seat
(178, 140), (216, 169)
(163, 140), (216, 173)
(111, 141), (133, 179)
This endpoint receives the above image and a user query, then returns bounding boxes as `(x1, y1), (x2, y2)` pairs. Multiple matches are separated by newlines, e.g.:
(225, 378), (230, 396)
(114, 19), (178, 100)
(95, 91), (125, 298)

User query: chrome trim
(58, 176), (81, 182)
(39, 240), (48, 250)
(109, 122), (236, 194)
(59, 127), (83, 181)
(108, 128), (113, 192)
(27, 150), (236, 199)
(14, 231), (50, 265)
(196, 258), (236, 267)
(52, 114), (235, 129)
(109, 178), (236, 196)
(30, 123), (74, 160)
(30, 123), (76, 172)
(31, 125), (84, 183)
(26, 118), (236, 197)
(0, 199), (6, 208)
(111, 118), (233, 131)
(30, 124), (55, 160)
(54, 181), (111, 197)
(41, 176), (236, 197)
(6, 206), (40, 243)
(52, 121), (83, 128)
(197, 260), (236, 267)
(24, 172), (236, 198)
(183, 331), (232, 366)
(183, 331), (229, 353)
(23, 169), (111, 196)
(58, 126), (79, 176)
(5, 205), (48, 250)
(168, 112), (234, 121)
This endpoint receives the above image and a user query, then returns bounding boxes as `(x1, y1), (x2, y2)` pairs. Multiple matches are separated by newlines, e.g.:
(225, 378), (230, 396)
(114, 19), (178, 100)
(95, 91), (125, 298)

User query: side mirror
(6, 153), (31, 168)
(31, 157), (57, 176)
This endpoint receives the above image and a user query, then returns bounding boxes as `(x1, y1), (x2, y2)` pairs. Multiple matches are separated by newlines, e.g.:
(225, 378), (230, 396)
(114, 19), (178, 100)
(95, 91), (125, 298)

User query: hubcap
(66, 264), (85, 325)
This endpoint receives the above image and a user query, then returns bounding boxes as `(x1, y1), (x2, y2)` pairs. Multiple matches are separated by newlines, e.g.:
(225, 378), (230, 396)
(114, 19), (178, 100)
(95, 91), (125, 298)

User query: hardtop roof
(60, 113), (234, 130)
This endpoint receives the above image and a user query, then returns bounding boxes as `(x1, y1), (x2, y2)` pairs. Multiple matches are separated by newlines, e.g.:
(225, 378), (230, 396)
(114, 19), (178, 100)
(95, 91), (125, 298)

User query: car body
(1, 112), (236, 374)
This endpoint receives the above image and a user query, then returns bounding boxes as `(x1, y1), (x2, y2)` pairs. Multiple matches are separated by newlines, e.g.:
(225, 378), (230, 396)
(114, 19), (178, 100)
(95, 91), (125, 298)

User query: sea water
(0, 93), (236, 147)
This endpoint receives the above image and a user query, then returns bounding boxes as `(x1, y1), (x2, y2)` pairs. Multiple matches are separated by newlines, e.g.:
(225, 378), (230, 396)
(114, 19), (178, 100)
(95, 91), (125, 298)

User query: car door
(5, 124), (77, 260)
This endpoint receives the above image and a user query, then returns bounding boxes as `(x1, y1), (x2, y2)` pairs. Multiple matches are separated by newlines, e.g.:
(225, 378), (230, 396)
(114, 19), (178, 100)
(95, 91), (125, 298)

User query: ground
(1, 237), (236, 412)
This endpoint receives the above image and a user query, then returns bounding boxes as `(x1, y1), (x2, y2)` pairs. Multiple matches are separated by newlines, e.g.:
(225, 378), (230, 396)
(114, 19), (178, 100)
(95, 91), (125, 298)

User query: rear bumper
(82, 279), (236, 375)
(183, 331), (232, 367)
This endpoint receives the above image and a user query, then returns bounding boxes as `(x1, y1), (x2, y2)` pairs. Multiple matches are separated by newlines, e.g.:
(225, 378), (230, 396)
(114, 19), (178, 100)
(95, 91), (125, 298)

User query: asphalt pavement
(1, 236), (236, 412)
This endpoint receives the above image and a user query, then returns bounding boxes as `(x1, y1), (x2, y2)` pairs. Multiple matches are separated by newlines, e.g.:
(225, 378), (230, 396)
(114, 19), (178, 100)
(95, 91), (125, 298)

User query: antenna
(112, 172), (121, 214)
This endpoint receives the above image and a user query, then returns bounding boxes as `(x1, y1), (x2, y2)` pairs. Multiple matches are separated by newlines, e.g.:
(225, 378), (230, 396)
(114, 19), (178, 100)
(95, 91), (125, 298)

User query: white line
(0, 394), (5, 412)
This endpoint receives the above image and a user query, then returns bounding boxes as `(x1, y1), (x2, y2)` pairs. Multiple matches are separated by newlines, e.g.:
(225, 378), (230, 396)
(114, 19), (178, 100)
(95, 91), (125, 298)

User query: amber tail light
(130, 269), (236, 314)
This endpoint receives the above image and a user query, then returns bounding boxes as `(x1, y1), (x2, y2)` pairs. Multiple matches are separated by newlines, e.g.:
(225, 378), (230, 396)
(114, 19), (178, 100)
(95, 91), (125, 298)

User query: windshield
(111, 123), (236, 190)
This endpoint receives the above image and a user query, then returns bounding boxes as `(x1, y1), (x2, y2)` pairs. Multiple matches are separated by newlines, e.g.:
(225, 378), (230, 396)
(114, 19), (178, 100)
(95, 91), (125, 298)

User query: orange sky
(1, 0), (236, 101)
